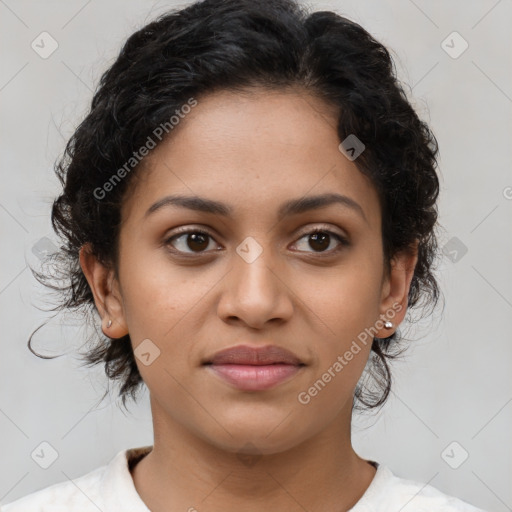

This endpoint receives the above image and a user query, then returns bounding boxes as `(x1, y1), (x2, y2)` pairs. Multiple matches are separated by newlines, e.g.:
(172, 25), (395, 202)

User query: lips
(202, 344), (306, 391)
(203, 344), (304, 366)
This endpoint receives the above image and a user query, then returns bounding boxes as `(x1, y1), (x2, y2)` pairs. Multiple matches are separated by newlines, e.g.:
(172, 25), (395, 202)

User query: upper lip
(204, 344), (305, 366)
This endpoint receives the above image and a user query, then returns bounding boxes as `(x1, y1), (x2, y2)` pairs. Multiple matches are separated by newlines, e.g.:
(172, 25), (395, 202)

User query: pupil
(185, 232), (331, 253)
(187, 233), (208, 251)
(310, 232), (329, 251)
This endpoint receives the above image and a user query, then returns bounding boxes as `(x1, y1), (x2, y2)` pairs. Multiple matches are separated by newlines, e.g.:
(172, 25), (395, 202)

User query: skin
(80, 87), (418, 512)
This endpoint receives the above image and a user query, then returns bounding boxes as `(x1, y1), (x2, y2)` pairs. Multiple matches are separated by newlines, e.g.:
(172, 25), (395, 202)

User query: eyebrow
(144, 193), (368, 224)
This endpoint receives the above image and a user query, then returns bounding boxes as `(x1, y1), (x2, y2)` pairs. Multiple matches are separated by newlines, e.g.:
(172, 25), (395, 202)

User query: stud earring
(384, 321), (393, 329)
(106, 319), (112, 328)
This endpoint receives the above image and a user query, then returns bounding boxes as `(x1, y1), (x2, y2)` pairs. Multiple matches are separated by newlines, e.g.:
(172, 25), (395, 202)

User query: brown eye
(309, 232), (330, 252)
(293, 229), (349, 254)
(165, 230), (217, 254)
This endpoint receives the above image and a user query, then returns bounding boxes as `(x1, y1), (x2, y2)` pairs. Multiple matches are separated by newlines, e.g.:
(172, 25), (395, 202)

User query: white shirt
(1, 446), (487, 511)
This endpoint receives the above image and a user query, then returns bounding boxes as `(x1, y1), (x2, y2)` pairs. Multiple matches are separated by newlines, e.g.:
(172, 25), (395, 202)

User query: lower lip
(205, 364), (303, 391)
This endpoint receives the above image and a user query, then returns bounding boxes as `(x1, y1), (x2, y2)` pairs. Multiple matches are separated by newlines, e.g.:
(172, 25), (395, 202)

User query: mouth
(204, 363), (305, 391)
(202, 344), (306, 391)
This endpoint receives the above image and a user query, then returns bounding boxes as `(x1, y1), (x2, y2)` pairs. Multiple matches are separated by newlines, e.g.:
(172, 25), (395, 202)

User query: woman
(2, 0), (487, 510)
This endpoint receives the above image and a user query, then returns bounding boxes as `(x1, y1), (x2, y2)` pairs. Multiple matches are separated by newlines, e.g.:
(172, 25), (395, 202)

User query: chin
(198, 420), (310, 456)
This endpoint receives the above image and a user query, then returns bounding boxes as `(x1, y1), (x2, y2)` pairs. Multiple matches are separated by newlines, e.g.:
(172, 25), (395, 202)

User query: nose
(216, 244), (294, 329)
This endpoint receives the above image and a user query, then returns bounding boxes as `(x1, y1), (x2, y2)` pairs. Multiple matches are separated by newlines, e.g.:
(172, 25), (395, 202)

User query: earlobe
(78, 243), (129, 339)
(377, 241), (419, 336)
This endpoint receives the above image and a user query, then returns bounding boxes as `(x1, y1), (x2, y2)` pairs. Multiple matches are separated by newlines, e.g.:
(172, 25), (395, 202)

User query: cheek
(295, 261), (383, 338)
(295, 274), (379, 413)
(291, 262), (383, 394)
(117, 246), (199, 347)
(118, 253), (225, 382)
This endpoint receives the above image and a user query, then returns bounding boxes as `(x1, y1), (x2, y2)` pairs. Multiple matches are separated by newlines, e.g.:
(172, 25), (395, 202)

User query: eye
(164, 229), (220, 255)
(163, 226), (349, 257)
(291, 228), (349, 254)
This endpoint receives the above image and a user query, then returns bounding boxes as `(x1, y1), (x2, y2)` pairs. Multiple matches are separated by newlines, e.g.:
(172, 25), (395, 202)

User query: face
(81, 88), (416, 455)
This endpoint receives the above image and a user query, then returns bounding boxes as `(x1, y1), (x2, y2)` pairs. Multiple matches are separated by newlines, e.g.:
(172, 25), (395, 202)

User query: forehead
(121, 88), (381, 229)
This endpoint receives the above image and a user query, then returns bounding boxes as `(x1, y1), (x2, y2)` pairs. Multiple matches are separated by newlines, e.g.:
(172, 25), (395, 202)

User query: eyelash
(163, 226), (350, 257)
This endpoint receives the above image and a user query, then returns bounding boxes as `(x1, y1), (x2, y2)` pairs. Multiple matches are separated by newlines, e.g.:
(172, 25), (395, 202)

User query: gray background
(1, 0), (511, 510)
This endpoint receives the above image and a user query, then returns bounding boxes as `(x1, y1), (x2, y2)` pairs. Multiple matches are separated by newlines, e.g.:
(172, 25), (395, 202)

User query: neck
(131, 396), (377, 512)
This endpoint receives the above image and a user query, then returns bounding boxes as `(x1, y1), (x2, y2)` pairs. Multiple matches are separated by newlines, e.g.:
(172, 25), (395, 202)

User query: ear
(79, 242), (129, 339)
(375, 240), (419, 337)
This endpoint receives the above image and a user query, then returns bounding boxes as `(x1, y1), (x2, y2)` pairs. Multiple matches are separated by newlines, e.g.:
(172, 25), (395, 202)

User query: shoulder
(1, 446), (152, 512)
(0, 464), (108, 512)
(353, 462), (488, 512)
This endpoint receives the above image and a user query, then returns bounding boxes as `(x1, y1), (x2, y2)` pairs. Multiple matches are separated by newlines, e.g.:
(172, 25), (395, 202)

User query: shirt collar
(100, 447), (387, 512)
(101, 445), (153, 511)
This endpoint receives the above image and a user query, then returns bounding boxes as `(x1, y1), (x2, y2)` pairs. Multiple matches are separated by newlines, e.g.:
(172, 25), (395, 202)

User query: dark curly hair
(28, 0), (442, 413)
